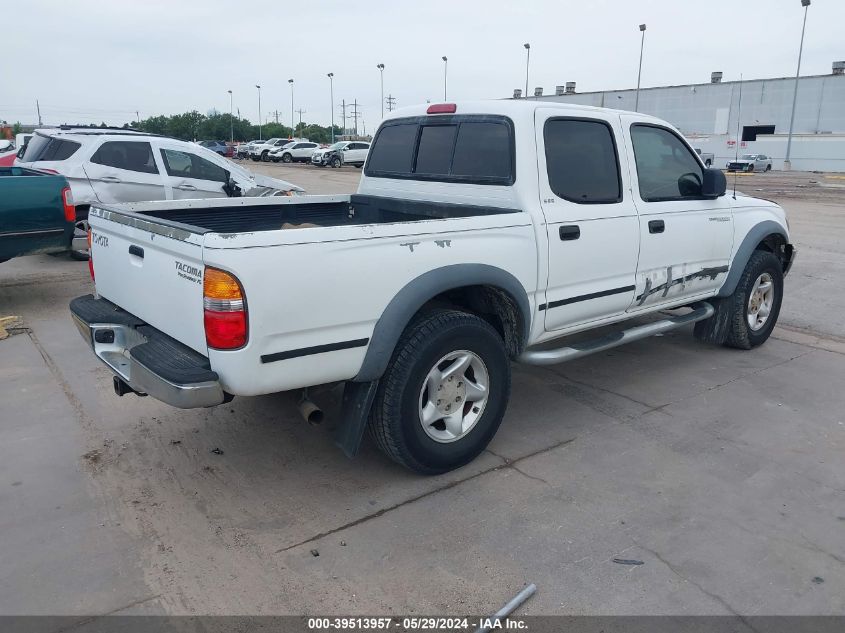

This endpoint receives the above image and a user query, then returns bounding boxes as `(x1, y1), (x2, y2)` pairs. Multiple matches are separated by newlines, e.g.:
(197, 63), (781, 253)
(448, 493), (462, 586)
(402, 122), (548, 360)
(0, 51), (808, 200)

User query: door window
(90, 141), (159, 174)
(544, 119), (621, 203)
(630, 125), (703, 202)
(160, 148), (227, 182)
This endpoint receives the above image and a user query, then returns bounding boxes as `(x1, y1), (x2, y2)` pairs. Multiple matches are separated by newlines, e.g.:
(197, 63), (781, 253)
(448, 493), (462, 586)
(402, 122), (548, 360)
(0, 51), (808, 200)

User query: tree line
(133, 111), (343, 144)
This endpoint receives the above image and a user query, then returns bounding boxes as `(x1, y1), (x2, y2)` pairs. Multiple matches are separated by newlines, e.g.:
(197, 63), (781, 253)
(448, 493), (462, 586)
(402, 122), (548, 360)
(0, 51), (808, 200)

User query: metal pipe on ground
(474, 583), (537, 633)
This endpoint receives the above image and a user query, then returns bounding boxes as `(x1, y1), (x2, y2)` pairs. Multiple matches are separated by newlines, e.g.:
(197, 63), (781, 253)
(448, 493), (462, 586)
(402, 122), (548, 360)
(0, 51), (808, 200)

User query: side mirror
(342, 146), (349, 151)
(701, 167), (727, 199)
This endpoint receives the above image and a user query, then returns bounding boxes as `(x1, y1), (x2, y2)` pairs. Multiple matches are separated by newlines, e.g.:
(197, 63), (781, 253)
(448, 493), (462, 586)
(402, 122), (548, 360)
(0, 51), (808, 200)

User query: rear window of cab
(365, 115), (515, 185)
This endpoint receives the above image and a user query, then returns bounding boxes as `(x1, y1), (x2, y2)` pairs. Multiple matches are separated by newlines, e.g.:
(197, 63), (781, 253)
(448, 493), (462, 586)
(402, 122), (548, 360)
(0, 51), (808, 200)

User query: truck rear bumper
(69, 294), (225, 409)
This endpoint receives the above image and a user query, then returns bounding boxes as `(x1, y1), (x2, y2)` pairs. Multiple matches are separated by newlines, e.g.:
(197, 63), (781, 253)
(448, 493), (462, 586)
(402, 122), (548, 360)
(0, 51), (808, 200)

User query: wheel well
(755, 233), (789, 266)
(418, 284), (526, 357)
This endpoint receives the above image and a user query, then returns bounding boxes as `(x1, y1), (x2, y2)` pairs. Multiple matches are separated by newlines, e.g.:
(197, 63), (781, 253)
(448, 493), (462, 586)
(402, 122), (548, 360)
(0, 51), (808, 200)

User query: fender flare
(717, 220), (789, 298)
(353, 264), (531, 382)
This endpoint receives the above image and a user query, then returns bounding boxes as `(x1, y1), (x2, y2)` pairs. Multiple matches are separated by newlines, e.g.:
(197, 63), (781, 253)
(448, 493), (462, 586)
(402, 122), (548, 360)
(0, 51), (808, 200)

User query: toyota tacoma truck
(70, 101), (796, 474)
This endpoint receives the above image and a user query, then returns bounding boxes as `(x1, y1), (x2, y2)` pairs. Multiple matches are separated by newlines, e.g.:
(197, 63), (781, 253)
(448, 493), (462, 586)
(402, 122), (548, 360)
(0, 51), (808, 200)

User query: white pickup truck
(70, 100), (795, 474)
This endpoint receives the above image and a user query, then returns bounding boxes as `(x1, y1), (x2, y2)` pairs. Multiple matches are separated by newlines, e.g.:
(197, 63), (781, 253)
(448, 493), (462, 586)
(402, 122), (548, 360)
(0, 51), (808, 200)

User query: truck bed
(137, 194), (520, 234)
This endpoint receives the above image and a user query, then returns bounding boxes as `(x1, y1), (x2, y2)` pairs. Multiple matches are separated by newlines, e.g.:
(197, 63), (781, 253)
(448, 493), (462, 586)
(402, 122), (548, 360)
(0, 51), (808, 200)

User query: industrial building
(518, 61), (845, 172)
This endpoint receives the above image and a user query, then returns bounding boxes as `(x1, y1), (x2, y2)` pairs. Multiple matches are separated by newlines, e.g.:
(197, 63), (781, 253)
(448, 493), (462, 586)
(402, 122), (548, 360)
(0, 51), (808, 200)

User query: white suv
(272, 141), (320, 163)
(16, 128), (302, 209)
(250, 138), (295, 162)
(311, 141), (370, 168)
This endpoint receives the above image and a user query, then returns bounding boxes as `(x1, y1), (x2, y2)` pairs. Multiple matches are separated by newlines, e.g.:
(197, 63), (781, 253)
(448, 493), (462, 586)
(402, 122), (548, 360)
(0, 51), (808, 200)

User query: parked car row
(233, 137), (371, 167)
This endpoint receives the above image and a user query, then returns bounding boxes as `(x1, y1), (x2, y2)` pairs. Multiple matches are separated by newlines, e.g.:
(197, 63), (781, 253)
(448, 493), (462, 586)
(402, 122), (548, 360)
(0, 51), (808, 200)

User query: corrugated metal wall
(530, 74), (845, 171)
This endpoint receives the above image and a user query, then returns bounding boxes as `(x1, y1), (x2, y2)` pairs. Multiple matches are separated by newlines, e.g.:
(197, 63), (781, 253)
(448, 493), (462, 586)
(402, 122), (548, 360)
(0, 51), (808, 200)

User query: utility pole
(288, 79), (294, 138)
(377, 64), (385, 119)
(340, 99), (347, 137)
(635, 24), (647, 112)
(523, 44), (530, 101)
(785, 0), (811, 171)
(255, 85), (262, 140)
(328, 72), (335, 143)
(227, 90), (233, 143)
(386, 95), (397, 112)
(36, 100), (42, 126)
(135, 110), (140, 125)
(272, 110), (280, 125)
(295, 108), (306, 138)
(442, 56), (448, 101)
(350, 99), (360, 137)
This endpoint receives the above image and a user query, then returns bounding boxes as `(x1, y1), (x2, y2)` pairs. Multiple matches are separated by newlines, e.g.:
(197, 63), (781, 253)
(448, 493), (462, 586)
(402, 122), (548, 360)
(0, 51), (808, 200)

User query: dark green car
(0, 166), (83, 263)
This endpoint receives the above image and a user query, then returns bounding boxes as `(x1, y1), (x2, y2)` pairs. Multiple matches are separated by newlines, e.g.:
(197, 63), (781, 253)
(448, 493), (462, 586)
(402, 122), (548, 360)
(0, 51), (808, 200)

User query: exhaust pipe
(298, 397), (324, 425)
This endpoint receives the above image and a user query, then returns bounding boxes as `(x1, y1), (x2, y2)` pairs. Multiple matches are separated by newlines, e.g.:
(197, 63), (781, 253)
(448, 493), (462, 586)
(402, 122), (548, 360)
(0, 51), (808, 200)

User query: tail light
(203, 267), (247, 349)
(87, 229), (94, 281)
(61, 186), (75, 222)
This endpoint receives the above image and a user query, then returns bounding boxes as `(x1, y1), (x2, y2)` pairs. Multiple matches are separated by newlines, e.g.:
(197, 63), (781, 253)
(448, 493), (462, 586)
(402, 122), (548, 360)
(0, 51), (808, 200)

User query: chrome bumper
(70, 297), (225, 409)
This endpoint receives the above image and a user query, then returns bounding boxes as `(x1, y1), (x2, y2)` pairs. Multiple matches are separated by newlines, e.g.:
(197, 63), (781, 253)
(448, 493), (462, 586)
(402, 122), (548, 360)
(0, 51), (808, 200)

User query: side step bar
(518, 302), (714, 366)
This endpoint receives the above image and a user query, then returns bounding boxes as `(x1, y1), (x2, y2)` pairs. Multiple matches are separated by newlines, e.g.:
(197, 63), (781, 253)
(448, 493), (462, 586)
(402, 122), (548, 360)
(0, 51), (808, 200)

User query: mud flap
(693, 296), (734, 345)
(334, 380), (379, 458)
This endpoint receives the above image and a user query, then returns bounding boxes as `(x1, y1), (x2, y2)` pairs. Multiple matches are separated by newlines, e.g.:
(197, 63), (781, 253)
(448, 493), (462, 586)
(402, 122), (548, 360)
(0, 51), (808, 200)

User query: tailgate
(89, 207), (207, 354)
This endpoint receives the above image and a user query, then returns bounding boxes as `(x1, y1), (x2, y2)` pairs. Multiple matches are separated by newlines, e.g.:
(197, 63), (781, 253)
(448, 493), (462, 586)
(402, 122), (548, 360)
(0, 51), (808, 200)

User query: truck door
(620, 117), (733, 311)
(536, 109), (640, 331)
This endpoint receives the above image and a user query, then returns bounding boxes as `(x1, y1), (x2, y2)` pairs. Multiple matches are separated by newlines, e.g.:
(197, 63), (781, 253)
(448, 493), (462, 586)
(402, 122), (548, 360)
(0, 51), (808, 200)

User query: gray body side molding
(354, 264), (531, 382)
(717, 220), (789, 298)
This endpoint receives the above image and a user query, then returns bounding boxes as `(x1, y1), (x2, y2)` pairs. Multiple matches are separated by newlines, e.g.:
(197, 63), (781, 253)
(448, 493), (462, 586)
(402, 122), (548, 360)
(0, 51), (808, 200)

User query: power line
(386, 95), (397, 112)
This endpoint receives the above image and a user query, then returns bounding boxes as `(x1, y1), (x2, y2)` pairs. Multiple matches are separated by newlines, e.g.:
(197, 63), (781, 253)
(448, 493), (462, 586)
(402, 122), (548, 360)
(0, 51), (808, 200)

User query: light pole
(288, 79), (294, 138)
(227, 90), (233, 143)
(255, 84), (262, 139)
(328, 73), (335, 143)
(523, 43), (530, 100)
(377, 63), (385, 119)
(635, 24), (646, 112)
(785, 0), (811, 171)
(442, 56), (448, 101)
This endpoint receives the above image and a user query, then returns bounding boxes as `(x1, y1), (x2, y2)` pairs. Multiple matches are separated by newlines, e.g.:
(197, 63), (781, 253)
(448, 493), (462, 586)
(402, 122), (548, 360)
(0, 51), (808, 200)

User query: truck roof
(383, 99), (666, 125)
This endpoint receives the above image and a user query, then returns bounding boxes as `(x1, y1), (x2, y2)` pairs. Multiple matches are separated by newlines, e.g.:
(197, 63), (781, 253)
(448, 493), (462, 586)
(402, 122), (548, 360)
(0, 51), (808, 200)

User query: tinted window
(544, 119), (621, 203)
(366, 123), (418, 173)
(451, 122), (511, 179)
(160, 149), (227, 183)
(415, 125), (456, 174)
(631, 125), (703, 202)
(90, 141), (158, 174)
(21, 135), (81, 162)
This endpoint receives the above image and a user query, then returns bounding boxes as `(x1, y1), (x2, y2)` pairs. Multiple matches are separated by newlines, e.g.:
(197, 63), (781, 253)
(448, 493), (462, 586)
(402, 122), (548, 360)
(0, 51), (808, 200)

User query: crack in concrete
(641, 349), (815, 416)
(49, 593), (162, 632)
(486, 448), (553, 486)
(274, 438), (576, 554)
(631, 540), (759, 629)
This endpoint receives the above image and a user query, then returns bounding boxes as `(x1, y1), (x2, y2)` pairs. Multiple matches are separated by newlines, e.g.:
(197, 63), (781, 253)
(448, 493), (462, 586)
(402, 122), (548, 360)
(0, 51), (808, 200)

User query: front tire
(330, 156), (341, 168)
(368, 310), (511, 475)
(281, 153), (293, 163)
(724, 250), (783, 349)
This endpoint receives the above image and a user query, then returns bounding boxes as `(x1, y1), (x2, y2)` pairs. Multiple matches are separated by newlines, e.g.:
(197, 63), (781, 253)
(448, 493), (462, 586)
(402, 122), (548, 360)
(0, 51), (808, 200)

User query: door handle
(100, 176), (121, 183)
(559, 225), (581, 241)
(177, 183), (197, 191)
(128, 245), (144, 258)
(648, 220), (665, 234)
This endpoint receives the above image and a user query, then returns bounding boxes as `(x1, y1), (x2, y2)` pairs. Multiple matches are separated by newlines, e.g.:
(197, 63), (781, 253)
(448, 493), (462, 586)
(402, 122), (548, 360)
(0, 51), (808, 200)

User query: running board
(518, 302), (715, 366)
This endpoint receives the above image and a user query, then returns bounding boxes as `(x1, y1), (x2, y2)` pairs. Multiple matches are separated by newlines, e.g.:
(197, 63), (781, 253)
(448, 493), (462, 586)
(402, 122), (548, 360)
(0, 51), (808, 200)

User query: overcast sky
(4, 0), (842, 130)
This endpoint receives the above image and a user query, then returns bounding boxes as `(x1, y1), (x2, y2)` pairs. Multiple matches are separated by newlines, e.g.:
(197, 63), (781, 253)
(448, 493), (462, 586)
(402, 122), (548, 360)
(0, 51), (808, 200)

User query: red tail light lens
(427, 103), (457, 114)
(61, 187), (75, 222)
(203, 267), (247, 349)
(204, 310), (247, 349)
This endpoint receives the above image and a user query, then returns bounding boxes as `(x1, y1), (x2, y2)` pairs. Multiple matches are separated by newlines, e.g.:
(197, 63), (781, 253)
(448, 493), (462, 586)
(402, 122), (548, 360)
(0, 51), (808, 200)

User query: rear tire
(724, 250), (783, 349)
(368, 310), (511, 475)
(765, 164), (772, 172)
